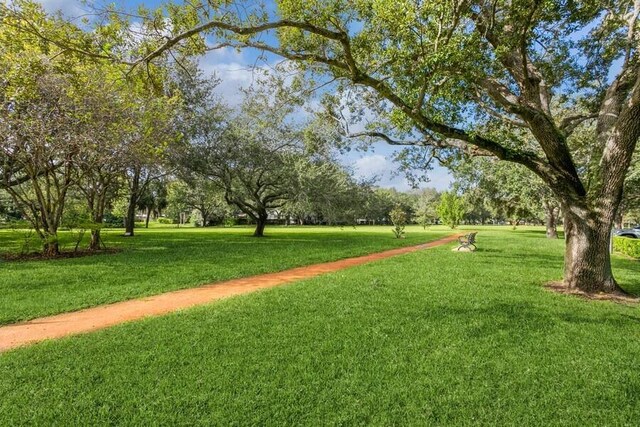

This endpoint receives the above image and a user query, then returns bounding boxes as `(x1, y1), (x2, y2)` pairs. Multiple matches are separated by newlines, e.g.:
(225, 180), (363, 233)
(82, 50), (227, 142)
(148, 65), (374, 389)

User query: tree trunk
(43, 240), (59, 257)
(124, 198), (136, 236)
(89, 213), (104, 251)
(199, 208), (209, 227)
(124, 168), (141, 237)
(145, 207), (152, 228)
(89, 229), (102, 251)
(545, 205), (558, 239)
(88, 190), (108, 251)
(562, 204), (623, 294)
(253, 212), (268, 237)
(614, 206), (624, 230)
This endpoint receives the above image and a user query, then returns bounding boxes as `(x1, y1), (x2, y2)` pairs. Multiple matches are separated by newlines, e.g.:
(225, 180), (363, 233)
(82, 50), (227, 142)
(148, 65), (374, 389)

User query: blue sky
(36, 0), (454, 191)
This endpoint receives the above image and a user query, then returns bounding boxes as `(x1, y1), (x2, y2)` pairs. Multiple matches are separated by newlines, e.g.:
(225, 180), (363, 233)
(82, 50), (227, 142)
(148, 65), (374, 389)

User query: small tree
(1, 72), (82, 256)
(413, 188), (439, 229)
(389, 205), (407, 239)
(437, 192), (465, 229)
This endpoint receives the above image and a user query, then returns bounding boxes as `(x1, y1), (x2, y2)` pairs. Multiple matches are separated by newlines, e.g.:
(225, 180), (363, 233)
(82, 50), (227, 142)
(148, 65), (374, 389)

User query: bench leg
(456, 243), (476, 251)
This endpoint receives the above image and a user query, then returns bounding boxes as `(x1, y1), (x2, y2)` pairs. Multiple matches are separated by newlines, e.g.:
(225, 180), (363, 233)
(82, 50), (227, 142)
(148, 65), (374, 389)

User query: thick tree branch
(136, 19), (346, 66)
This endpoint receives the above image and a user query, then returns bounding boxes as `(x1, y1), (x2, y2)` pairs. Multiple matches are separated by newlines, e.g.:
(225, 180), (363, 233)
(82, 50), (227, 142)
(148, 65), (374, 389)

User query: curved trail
(0, 234), (460, 352)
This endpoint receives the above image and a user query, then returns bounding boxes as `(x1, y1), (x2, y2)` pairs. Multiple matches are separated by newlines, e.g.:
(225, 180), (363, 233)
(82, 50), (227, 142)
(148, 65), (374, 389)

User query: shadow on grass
(476, 251), (565, 267)
(473, 248), (502, 253)
(489, 229), (566, 240)
(431, 301), (640, 342)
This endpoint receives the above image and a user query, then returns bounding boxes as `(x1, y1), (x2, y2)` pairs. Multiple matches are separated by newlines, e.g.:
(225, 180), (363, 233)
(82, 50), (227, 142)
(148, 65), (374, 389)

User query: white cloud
(354, 154), (389, 180)
(203, 46), (247, 62)
(36, 0), (85, 16)
(198, 48), (277, 105)
(351, 153), (453, 192)
(203, 61), (268, 104)
(197, 52), (308, 112)
(425, 165), (454, 191)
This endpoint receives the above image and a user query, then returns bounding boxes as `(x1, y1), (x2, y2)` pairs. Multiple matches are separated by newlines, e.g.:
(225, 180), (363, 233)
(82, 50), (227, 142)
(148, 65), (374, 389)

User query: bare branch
(559, 113), (598, 136)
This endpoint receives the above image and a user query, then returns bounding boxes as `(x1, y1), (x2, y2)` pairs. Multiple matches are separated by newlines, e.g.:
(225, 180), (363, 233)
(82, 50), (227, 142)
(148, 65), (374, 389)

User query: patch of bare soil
(545, 281), (639, 305)
(1, 248), (121, 262)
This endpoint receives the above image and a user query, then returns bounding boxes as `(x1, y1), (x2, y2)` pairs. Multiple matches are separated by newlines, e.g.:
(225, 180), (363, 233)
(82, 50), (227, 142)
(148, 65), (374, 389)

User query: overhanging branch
(130, 16), (554, 184)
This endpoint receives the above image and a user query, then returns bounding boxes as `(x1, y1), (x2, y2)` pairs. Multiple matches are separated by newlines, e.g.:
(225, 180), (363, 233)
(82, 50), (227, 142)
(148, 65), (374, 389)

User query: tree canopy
(86, 0), (637, 293)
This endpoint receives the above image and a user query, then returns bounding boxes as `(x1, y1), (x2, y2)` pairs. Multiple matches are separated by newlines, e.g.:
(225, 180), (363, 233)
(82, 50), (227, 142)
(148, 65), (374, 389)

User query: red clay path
(0, 234), (460, 352)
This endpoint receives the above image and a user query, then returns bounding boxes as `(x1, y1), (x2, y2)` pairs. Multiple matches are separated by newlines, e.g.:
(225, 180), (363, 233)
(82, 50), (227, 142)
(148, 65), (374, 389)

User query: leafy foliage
(412, 188), (439, 229)
(437, 192), (466, 229)
(613, 237), (640, 259)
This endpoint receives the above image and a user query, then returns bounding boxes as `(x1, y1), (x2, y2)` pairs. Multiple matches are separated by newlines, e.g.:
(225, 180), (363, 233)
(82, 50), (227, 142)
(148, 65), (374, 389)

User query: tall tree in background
(166, 176), (229, 226)
(121, 93), (179, 237)
(413, 188), (440, 229)
(284, 159), (371, 225)
(185, 98), (305, 237)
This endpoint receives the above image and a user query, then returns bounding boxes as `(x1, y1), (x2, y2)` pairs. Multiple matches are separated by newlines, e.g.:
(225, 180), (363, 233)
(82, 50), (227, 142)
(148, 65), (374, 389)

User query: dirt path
(0, 234), (460, 352)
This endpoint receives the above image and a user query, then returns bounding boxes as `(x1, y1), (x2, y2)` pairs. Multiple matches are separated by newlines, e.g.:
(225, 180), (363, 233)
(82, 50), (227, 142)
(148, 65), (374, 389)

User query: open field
(0, 225), (451, 325)
(1, 228), (639, 424)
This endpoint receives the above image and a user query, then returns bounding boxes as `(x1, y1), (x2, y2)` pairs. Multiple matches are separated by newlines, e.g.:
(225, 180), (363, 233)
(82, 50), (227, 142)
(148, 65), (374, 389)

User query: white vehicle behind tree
(615, 226), (640, 239)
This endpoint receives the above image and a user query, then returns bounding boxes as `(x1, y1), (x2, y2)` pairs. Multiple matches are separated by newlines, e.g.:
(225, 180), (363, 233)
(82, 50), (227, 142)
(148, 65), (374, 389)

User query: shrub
(103, 212), (124, 228)
(157, 217), (174, 225)
(613, 237), (640, 259)
(389, 206), (407, 239)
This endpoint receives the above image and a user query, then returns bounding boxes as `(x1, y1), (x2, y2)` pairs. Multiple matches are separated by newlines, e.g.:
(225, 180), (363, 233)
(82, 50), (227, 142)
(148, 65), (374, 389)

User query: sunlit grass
(0, 225), (451, 324)
(0, 228), (638, 424)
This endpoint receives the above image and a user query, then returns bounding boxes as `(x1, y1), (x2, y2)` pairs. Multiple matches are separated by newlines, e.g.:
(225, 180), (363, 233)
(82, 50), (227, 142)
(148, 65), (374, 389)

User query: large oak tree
(114, 0), (640, 293)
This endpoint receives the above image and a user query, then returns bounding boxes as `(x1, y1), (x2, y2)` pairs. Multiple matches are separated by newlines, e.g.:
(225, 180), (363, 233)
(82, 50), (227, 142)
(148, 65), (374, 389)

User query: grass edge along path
(0, 233), (461, 352)
(0, 227), (452, 325)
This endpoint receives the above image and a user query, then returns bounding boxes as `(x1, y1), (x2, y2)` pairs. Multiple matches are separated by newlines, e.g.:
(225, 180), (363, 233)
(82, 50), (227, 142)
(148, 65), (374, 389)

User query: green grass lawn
(1, 228), (639, 424)
(0, 225), (451, 325)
